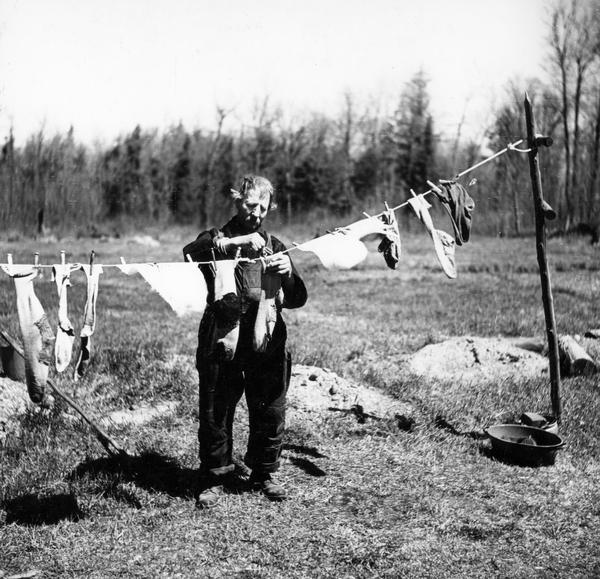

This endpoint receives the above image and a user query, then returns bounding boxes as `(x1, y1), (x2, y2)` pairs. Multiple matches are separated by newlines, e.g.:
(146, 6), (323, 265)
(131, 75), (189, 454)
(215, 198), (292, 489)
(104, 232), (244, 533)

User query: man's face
(236, 188), (270, 232)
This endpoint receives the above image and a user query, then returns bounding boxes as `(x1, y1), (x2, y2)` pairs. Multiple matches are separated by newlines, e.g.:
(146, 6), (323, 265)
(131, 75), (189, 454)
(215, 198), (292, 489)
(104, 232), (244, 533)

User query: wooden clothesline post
(524, 91), (562, 423)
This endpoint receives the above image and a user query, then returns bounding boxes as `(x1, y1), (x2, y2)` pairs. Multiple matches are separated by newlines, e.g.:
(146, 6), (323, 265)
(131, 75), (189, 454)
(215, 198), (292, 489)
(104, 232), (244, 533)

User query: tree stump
(558, 335), (598, 377)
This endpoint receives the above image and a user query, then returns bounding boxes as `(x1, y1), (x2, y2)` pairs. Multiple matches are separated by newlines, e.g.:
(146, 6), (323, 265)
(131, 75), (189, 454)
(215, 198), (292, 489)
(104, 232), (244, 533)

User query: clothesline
(0, 138), (525, 268)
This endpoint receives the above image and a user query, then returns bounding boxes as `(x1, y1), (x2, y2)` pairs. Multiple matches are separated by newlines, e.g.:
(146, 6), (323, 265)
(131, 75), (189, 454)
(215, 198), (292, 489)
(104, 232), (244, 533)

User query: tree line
(1, 0), (598, 239)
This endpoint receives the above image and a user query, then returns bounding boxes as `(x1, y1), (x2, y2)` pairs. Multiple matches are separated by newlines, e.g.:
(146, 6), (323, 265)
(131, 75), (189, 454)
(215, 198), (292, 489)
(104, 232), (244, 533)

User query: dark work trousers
(198, 343), (292, 477)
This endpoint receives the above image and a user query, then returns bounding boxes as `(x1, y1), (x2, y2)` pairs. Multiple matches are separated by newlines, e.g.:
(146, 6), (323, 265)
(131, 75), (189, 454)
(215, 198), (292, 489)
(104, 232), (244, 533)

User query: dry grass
(1, 229), (600, 578)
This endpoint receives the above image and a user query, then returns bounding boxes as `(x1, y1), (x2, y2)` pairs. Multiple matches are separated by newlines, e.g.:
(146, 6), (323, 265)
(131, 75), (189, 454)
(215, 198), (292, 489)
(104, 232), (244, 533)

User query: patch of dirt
(288, 364), (413, 420)
(102, 401), (178, 427)
(407, 336), (549, 383)
(1, 364), (413, 439)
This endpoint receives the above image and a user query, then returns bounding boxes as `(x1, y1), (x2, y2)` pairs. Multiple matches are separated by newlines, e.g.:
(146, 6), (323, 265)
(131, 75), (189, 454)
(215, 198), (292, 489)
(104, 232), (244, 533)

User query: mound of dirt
(288, 364), (413, 420)
(407, 336), (548, 383)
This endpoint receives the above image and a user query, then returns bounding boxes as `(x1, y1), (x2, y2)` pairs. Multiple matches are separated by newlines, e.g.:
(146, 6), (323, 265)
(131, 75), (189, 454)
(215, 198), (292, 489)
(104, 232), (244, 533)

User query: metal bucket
(485, 424), (565, 466)
(541, 416), (559, 435)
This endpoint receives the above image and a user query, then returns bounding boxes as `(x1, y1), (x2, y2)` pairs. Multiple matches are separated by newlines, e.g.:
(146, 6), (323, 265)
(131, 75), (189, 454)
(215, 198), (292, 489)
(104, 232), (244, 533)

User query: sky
(0, 0), (550, 147)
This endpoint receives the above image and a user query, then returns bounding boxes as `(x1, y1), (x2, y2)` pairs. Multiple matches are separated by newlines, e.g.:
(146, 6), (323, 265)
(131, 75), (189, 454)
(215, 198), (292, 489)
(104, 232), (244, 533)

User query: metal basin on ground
(485, 424), (565, 466)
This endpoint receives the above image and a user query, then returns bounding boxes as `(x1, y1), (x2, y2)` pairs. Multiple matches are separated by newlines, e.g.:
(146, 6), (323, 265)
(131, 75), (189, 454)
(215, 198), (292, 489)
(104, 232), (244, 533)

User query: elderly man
(183, 175), (307, 508)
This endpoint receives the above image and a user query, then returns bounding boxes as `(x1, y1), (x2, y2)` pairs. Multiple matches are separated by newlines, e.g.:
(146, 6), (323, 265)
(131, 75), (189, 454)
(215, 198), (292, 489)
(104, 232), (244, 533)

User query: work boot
(250, 471), (287, 501)
(196, 476), (225, 509)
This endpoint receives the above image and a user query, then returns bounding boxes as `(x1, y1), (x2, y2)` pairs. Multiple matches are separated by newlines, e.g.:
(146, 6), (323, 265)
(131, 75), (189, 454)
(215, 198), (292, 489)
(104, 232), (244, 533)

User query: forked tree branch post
(524, 92), (562, 422)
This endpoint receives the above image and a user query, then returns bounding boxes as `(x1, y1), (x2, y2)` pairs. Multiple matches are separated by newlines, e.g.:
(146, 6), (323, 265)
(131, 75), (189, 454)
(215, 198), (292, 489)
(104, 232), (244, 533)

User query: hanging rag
(1, 265), (54, 402)
(296, 215), (396, 270)
(210, 260), (240, 361)
(253, 253), (283, 353)
(295, 233), (368, 270)
(407, 195), (457, 279)
(433, 180), (475, 245)
(74, 263), (103, 380)
(377, 209), (401, 270)
(52, 263), (77, 373)
(117, 262), (208, 317)
(341, 216), (389, 239)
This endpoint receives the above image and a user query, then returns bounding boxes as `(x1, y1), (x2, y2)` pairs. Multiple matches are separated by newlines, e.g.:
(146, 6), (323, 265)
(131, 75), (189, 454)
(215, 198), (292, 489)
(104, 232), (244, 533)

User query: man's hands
(264, 254), (292, 276)
(238, 233), (267, 252)
(220, 233), (266, 253)
(219, 235), (292, 276)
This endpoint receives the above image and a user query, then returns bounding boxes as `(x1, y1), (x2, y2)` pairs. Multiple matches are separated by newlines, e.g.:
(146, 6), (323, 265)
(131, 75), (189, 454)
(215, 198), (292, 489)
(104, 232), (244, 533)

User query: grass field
(1, 227), (599, 578)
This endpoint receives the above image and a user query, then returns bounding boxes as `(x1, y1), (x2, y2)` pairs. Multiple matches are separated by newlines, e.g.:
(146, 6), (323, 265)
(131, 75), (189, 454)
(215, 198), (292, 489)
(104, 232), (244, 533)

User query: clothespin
(120, 257), (126, 265)
(426, 180), (443, 194)
(60, 250), (66, 266)
(34, 252), (39, 267)
(409, 189), (419, 198)
(185, 254), (193, 263)
(89, 250), (95, 275)
(362, 211), (372, 218)
(7, 253), (12, 266)
(382, 201), (393, 224)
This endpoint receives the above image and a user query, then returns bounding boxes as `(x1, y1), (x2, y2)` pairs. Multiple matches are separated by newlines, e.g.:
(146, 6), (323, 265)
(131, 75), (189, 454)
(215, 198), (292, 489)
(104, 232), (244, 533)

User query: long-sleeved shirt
(183, 216), (307, 362)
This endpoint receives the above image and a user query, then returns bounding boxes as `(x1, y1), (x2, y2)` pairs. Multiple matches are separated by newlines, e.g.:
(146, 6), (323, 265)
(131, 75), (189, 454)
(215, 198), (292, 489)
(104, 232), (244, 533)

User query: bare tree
(549, 0), (600, 228)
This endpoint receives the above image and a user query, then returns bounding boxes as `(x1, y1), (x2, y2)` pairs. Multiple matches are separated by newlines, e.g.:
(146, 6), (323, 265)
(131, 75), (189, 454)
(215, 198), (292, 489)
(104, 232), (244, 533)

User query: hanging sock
(253, 259), (282, 353)
(435, 229), (456, 277)
(1, 265), (54, 403)
(408, 194), (457, 279)
(74, 264), (103, 380)
(433, 180), (475, 245)
(52, 263), (77, 373)
(117, 262), (208, 317)
(210, 260), (240, 361)
(377, 207), (401, 270)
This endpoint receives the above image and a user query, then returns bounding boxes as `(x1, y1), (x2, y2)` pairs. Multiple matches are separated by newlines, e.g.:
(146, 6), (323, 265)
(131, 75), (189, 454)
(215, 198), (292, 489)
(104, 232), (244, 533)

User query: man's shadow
(3, 493), (84, 526)
(283, 443), (328, 477)
(3, 443), (331, 525)
(70, 450), (199, 500)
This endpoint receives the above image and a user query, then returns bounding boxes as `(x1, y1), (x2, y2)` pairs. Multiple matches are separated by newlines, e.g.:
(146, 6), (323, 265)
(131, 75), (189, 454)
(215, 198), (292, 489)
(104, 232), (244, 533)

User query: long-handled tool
(0, 328), (127, 458)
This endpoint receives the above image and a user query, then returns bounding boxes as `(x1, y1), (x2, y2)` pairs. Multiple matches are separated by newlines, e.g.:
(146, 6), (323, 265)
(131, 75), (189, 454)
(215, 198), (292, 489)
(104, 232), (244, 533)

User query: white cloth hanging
(295, 233), (369, 270)
(52, 263), (78, 373)
(1, 265), (53, 403)
(117, 262), (208, 317)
